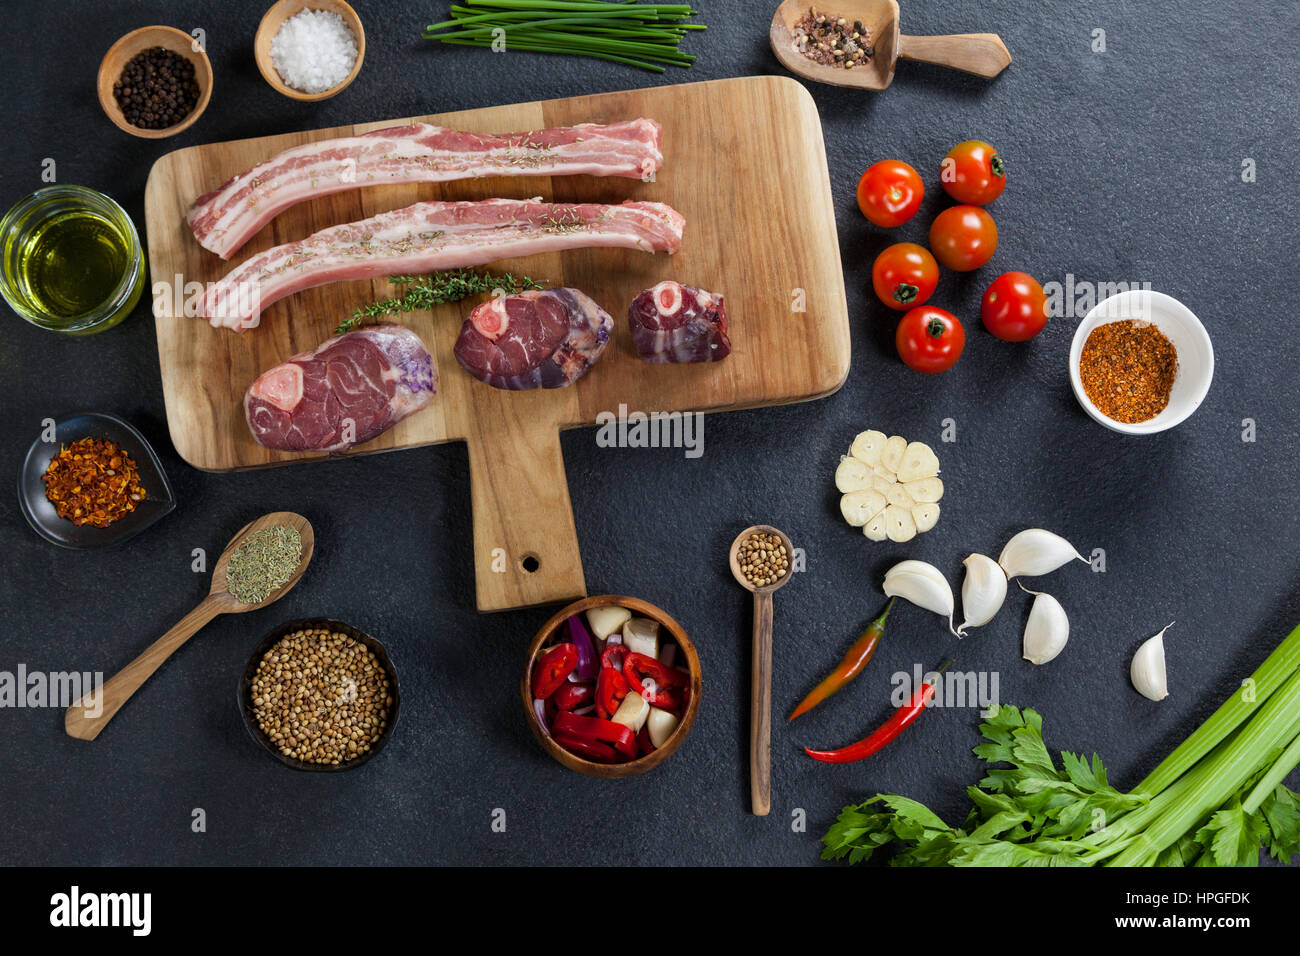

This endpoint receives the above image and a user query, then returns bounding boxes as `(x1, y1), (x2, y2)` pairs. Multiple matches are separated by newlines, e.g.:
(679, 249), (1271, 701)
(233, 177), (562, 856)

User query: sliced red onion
(571, 705), (596, 717)
(565, 615), (600, 681)
(533, 698), (550, 734)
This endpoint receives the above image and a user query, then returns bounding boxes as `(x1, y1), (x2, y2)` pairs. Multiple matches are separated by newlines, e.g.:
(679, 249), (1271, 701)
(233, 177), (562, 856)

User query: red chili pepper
(596, 667), (629, 719)
(552, 711), (637, 761)
(624, 652), (688, 711)
(552, 682), (595, 713)
(532, 643), (578, 700)
(600, 643), (629, 672)
(554, 733), (619, 762)
(636, 725), (655, 757)
(804, 666), (948, 764)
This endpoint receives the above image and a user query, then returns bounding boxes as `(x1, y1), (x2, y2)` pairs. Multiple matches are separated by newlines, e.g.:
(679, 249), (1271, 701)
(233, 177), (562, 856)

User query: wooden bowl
(254, 0), (366, 102)
(239, 618), (400, 772)
(523, 595), (702, 777)
(97, 26), (213, 139)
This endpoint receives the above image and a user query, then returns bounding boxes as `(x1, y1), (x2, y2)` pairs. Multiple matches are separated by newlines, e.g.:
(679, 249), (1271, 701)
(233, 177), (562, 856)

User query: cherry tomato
(940, 140), (1006, 205)
(980, 272), (1049, 342)
(929, 205), (998, 272)
(856, 160), (924, 228)
(896, 306), (965, 374)
(871, 243), (939, 310)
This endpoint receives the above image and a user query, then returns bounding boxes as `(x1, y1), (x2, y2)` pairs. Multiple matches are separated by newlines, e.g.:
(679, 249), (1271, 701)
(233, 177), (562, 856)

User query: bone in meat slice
(244, 324), (436, 452)
(627, 281), (731, 363)
(188, 119), (664, 259)
(454, 289), (612, 391)
(202, 198), (685, 331)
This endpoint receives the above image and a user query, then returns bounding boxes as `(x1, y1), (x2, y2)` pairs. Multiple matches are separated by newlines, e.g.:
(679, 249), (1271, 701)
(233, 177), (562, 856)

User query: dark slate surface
(0, 0), (1296, 866)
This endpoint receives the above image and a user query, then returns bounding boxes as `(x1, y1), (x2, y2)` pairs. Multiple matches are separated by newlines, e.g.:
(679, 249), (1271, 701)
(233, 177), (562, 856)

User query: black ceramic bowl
(18, 412), (176, 549)
(239, 618), (400, 772)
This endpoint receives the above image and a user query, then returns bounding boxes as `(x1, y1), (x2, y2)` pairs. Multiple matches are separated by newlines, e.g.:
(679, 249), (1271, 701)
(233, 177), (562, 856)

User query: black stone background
(0, 0), (1296, 866)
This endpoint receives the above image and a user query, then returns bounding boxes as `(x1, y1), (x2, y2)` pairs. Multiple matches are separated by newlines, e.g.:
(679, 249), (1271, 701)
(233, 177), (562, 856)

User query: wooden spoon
(65, 512), (314, 741)
(729, 524), (795, 816)
(770, 0), (1011, 91)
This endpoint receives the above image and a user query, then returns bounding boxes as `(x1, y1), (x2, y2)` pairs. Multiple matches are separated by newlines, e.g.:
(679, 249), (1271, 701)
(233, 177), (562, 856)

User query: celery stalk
(1133, 622), (1300, 797)
(1108, 666), (1300, 866)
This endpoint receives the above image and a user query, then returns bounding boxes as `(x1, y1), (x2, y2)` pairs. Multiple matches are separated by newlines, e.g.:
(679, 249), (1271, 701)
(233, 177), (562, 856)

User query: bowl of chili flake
(1069, 290), (1214, 435)
(18, 412), (176, 548)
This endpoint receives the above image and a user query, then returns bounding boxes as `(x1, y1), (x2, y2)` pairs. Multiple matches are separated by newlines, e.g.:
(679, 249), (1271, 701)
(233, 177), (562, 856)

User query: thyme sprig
(335, 269), (546, 334)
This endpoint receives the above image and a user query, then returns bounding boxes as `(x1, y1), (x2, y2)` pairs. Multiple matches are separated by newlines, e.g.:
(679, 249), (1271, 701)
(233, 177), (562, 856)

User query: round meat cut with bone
(628, 281), (731, 363)
(245, 324), (436, 452)
(453, 288), (612, 390)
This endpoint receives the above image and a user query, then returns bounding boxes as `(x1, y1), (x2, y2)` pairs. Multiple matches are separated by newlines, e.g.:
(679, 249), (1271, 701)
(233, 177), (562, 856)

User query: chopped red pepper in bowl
(522, 595), (702, 777)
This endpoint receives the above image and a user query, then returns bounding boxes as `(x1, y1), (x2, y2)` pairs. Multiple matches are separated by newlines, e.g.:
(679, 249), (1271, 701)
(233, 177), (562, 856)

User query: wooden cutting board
(144, 76), (850, 612)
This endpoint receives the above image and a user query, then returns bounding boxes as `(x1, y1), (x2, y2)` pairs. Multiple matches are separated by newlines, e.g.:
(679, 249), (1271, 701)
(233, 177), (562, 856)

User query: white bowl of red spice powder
(1069, 290), (1214, 435)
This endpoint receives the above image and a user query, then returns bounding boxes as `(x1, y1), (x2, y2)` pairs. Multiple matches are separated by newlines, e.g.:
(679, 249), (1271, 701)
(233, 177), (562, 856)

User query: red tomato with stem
(981, 272), (1049, 341)
(872, 243), (939, 310)
(940, 141), (1006, 205)
(896, 307), (965, 374)
(929, 206), (998, 271)
(856, 160), (924, 228)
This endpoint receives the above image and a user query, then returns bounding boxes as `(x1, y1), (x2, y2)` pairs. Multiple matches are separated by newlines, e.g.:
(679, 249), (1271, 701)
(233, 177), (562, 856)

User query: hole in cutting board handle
(520, 554), (540, 574)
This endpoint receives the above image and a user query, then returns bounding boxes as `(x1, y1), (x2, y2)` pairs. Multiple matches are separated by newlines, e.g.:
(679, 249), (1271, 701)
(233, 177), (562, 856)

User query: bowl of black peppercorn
(98, 25), (213, 139)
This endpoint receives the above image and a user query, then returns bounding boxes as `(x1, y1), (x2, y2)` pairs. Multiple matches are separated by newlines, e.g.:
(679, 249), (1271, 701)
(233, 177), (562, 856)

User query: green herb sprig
(423, 1), (705, 74)
(335, 269), (546, 335)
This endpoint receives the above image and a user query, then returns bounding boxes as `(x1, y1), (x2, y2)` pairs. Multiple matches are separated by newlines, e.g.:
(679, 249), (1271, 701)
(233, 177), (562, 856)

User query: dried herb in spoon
(226, 525), (302, 605)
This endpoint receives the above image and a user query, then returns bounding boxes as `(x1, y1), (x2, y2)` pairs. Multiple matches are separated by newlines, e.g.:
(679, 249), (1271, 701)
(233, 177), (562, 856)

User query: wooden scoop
(729, 524), (795, 816)
(64, 511), (314, 741)
(770, 0), (1011, 90)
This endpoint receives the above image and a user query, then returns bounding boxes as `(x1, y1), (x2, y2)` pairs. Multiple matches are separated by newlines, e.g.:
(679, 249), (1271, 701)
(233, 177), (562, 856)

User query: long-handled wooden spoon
(770, 0), (1011, 91)
(65, 511), (314, 741)
(729, 524), (795, 816)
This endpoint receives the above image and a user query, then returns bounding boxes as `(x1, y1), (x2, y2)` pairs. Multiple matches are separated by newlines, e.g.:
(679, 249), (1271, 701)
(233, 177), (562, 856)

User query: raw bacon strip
(202, 198), (685, 331)
(188, 119), (663, 259)
(245, 325), (436, 452)
(628, 281), (731, 363)
(454, 289), (612, 390)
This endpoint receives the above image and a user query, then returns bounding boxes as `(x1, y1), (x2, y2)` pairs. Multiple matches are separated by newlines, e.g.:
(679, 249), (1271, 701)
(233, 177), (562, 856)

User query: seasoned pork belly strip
(188, 119), (664, 259)
(202, 198), (685, 331)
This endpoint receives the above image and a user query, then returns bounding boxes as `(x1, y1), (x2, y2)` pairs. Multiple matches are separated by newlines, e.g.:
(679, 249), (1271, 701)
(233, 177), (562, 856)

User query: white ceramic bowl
(1068, 290), (1213, 435)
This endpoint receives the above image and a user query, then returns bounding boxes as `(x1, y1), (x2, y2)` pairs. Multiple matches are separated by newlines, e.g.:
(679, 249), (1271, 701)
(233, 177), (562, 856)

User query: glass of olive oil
(0, 185), (144, 335)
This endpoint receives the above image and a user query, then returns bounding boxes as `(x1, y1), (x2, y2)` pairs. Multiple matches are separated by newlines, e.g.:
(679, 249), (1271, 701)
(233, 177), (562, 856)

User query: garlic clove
(883, 505), (917, 542)
(959, 553), (1008, 635)
(885, 481), (915, 509)
(850, 429), (887, 467)
(1131, 623), (1174, 701)
(880, 435), (908, 473)
(862, 511), (888, 541)
(883, 560), (958, 636)
(998, 528), (1087, 579)
(841, 490), (887, 527)
(911, 502), (940, 533)
(835, 456), (873, 492)
(1021, 586), (1069, 664)
(905, 476), (944, 503)
(896, 441), (941, 482)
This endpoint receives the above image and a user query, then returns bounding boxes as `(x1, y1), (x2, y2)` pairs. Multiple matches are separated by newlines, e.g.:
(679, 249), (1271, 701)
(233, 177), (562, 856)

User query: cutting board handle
(898, 33), (1012, 79)
(466, 412), (587, 612)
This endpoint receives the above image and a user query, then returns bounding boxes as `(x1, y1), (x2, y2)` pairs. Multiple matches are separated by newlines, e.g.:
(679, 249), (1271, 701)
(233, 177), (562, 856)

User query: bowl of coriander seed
(240, 618), (399, 771)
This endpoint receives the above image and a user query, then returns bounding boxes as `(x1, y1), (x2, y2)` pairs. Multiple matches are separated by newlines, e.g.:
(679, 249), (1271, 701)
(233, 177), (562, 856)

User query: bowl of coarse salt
(255, 0), (365, 101)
